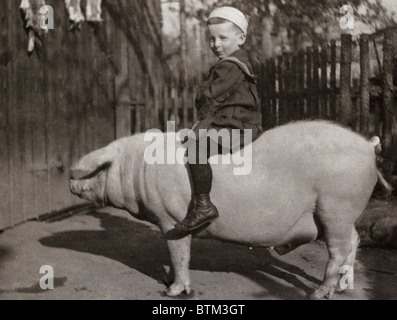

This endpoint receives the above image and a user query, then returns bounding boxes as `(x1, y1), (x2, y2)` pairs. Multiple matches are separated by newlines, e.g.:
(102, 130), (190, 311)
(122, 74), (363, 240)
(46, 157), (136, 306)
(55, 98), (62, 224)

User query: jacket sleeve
(196, 61), (245, 114)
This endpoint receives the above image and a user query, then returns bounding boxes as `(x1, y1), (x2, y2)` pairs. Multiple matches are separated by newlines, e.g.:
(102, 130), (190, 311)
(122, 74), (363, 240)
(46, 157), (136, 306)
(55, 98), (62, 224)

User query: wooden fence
(257, 30), (397, 150)
(0, 0), (164, 230)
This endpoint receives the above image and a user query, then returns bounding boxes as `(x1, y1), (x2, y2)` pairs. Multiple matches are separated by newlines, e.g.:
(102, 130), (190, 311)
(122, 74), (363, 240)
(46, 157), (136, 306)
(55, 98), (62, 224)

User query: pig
(70, 121), (391, 299)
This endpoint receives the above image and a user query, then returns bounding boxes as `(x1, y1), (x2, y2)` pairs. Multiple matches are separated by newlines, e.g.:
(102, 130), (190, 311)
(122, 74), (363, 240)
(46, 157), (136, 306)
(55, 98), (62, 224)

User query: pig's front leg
(164, 235), (192, 297)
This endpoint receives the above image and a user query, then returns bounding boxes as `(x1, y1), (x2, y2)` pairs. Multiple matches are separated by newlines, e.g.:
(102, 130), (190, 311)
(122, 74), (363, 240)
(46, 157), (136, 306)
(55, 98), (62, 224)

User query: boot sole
(174, 216), (218, 232)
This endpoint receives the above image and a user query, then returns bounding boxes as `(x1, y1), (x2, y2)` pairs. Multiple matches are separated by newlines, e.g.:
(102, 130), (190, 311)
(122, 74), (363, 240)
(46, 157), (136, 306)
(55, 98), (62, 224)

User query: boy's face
(208, 22), (246, 59)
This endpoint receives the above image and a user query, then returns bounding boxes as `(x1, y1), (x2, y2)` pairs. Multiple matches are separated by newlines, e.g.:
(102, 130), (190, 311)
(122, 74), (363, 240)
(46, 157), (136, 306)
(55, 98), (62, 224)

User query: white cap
(207, 6), (248, 35)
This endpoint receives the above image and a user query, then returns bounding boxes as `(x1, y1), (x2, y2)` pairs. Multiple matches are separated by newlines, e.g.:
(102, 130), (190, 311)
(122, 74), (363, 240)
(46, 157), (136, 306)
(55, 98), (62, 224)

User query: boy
(175, 6), (263, 232)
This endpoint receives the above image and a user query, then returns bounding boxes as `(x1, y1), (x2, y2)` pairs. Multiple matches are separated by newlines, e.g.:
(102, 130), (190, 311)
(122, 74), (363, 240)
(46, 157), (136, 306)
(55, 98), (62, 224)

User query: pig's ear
(71, 148), (113, 180)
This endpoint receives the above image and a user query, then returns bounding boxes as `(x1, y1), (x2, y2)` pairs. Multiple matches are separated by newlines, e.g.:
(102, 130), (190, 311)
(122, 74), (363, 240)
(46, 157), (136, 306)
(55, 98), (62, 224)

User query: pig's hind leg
(309, 197), (361, 300)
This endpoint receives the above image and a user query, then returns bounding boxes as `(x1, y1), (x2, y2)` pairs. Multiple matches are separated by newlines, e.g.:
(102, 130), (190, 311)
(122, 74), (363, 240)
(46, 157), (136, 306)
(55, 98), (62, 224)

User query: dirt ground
(0, 203), (397, 300)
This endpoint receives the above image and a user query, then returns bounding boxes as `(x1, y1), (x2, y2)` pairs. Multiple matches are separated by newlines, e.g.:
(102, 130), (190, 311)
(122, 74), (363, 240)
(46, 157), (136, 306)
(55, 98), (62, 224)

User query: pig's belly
(206, 170), (317, 246)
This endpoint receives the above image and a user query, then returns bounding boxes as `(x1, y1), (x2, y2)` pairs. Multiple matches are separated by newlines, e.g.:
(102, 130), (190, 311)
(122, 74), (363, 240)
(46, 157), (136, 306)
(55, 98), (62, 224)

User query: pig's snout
(69, 179), (80, 195)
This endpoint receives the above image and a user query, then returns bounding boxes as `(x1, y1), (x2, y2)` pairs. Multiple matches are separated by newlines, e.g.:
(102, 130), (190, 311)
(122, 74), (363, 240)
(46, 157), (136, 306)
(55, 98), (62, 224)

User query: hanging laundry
(65, 0), (85, 31)
(86, 0), (103, 22)
(20, 0), (47, 53)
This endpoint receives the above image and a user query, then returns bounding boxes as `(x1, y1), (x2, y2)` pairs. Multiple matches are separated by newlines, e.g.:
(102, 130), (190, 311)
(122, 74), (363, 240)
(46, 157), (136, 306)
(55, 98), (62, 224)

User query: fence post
(171, 85), (180, 130)
(312, 46), (320, 119)
(296, 51), (305, 120)
(192, 78), (198, 124)
(144, 75), (152, 131)
(182, 85), (189, 129)
(360, 34), (370, 136)
(382, 29), (395, 150)
(277, 55), (284, 125)
(340, 34), (352, 127)
(352, 78), (360, 132)
(330, 40), (337, 120)
(270, 58), (277, 127)
(153, 85), (160, 130)
(291, 54), (298, 121)
(321, 45), (328, 119)
(374, 98), (381, 138)
(163, 85), (170, 130)
(283, 53), (291, 122)
(306, 48), (312, 119)
(135, 105), (142, 134)
(257, 62), (267, 128)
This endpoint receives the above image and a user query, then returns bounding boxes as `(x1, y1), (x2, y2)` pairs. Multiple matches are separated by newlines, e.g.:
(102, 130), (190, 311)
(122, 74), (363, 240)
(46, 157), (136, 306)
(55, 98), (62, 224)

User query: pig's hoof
(165, 283), (191, 298)
(308, 286), (335, 300)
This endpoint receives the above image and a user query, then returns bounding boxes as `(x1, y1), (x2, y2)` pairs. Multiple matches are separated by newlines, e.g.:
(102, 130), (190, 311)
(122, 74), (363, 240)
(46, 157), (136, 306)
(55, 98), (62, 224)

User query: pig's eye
(76, 162), (111, 180)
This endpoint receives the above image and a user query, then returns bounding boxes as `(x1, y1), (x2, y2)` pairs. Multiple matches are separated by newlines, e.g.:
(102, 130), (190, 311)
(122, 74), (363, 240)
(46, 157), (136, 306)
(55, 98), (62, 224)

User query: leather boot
(175, 194), (219, 232)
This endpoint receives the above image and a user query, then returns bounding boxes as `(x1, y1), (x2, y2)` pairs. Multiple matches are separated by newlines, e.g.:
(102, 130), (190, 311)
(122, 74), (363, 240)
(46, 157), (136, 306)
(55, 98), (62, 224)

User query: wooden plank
(172, 85), (180, 130)
(283, 53), (291, 123)
(382, 29), (394, 149)
(76, 26), (87, 159)
(46, 0), (81, 211)
(360, 34), (370, 136)
(153, 83), (161, 129)
(277, 55), (284, 125)
(374, 98), (381, 138)
(144, 75), (152, 131)
(0, 0), (10, 229)
(266, 61), (273, 127)
(257, 62), (267, 128)
(115, 22), (131, 138)
(89, 28), (98, 151)
(163, 85), (170, 130)
(306, 48), (312, 119)
(312, 46), (320, 119)
(192, 84), (198, 125)
(33, 53), (50, 216)
(290, 54), (298, 121)
(321, 45), (328, 119)
(340, 34), (353, 127)
(270, 59), (277, 127)
(352, 78), (360, 131)
(18, 19), (36, 222)
(135, 105), (142, 133)
(330, 40), (337, 121)
(182, 86), (189, 129)
(297, 51), (305, 120)
(102, 8), (117, 144)
(82, 28), (93, 154)
(8, 0), (24, 226)
(21, 37), (38, 221)
(264, 61), (273, 128)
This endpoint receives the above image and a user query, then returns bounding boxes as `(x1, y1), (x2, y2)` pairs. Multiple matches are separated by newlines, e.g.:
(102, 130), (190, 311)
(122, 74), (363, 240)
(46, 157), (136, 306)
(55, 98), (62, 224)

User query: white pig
(70, 121), (391, 299)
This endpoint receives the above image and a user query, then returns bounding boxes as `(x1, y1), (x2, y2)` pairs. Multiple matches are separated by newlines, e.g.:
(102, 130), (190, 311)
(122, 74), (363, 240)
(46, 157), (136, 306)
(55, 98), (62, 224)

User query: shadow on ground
(0, 246), (9, 264)
(38, 210), (324, 299)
